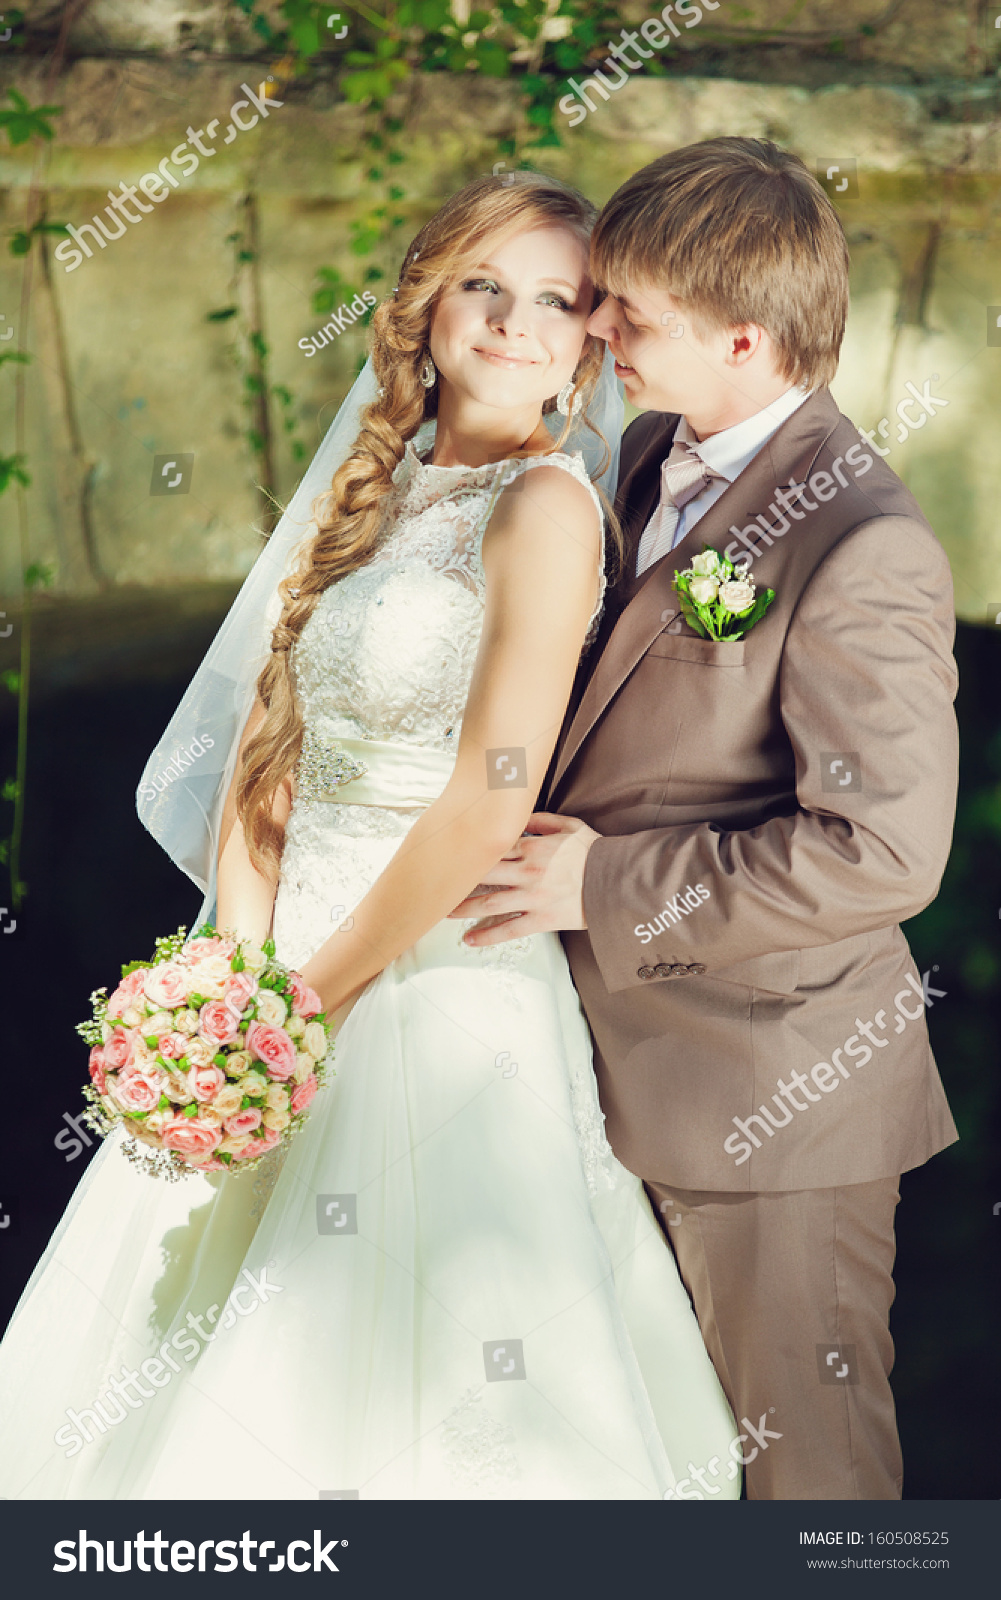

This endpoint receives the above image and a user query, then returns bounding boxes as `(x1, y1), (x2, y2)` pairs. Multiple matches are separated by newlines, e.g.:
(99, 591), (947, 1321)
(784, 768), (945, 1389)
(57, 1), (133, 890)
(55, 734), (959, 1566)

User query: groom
(458, 137), (959, 1499)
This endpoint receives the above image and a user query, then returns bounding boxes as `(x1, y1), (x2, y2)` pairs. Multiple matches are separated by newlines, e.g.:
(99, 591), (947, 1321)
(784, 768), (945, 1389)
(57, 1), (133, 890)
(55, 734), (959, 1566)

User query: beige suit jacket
(550, 387), (959, 1190)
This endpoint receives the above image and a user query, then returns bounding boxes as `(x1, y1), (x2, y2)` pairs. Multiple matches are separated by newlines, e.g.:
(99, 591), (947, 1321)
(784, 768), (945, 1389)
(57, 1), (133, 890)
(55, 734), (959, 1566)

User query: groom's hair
(592, 137), (850, 388)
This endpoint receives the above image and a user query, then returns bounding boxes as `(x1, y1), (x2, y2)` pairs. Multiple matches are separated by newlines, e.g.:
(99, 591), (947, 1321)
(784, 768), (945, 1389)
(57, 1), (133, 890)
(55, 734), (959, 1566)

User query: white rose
(197, 1106), (224, 1127)
(121, 1006), (143, 1028)
(175, 1008), (200, 1036)
(213, 1084), (246, 1118)
(241, 945), (268, 973)
(183, 1037), (215, 1070)
(303, 1021), (327, 1059)
(718, 579), (755, 614)
(144, 1010), (174, 1037)
(688, 575), (719, 606)
(218, 1133), (254, 1158)
(690, 550), (721, 577)
(238, 1074), (269, 1101)
(266, 1082), (290, 1112)
(254, 989), (288, 1027)
(293, 1052), (315, 1085)
(262, 1107), (291, 1132)
(186, 955), (233, 1000)
(286, 1013), (306, 1039)
(165, 1075), (195, 1105)
(225, 1050), (253, 1077)
(101, 1020), (114, 1043)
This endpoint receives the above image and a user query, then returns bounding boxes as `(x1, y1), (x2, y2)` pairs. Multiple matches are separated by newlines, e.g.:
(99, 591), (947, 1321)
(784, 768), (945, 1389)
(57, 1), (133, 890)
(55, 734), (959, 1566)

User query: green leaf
(0, 352), (30, 369)
(157, 1094), (172, 1111)
(206, 306), (238, 322)
(24, 560), (52, 589)
(8, 231), (30, 256)
(182, 1103), (199, 1117)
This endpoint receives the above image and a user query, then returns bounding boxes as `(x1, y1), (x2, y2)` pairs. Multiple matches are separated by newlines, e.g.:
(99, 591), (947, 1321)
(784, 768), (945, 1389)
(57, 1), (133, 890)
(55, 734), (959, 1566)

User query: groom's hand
(450, 813), (599, 945)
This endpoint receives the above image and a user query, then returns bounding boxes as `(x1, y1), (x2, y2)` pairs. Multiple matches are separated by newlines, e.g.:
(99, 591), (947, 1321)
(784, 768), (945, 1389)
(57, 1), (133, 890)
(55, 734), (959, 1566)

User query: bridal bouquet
(76, 926), (332, 1181)
(673, 545), (775, 642)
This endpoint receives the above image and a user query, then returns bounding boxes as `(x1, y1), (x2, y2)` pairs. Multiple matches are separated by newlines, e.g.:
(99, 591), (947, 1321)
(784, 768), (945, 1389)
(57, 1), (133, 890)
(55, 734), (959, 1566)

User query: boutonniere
(673, 546), (775, 642)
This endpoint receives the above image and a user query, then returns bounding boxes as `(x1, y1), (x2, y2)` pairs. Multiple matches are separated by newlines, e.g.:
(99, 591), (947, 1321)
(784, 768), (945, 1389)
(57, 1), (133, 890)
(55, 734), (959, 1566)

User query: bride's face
(428, 225), (591, 413)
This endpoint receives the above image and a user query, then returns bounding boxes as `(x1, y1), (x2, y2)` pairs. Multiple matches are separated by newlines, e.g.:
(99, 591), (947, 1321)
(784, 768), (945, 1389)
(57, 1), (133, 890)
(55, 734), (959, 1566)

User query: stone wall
(1, 12), (1000, 631)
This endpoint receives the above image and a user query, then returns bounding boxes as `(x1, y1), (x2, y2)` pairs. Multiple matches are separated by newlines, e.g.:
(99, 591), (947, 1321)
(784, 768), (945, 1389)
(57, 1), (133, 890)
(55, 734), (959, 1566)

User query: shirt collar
(677, 386), (812, 483)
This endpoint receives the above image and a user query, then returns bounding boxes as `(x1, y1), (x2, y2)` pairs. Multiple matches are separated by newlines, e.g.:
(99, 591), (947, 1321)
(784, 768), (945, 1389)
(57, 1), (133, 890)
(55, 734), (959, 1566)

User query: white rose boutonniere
(673, 545), (775, 641)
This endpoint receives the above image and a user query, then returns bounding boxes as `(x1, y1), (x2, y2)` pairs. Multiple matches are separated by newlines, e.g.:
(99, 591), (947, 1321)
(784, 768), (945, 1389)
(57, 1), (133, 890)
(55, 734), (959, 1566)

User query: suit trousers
(644, 1176), (903, 1500)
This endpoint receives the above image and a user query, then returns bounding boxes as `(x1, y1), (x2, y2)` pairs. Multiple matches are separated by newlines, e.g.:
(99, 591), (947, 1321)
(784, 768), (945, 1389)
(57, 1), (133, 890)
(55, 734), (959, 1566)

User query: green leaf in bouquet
(144, 1034), (159, 1048)
(177, 1055), (191, 1072)
(263, 937), (276, 958)
(188, 993), (206, 1008)
(126, 1110), (150, 1119)
(219, 1152), (233, 1165)
(182, 1104), (199, 1118)
(239, 1020), (250, 1032)
(120, 959), (152, 978)
(676, 590), (710, 639)
(157, 1095), (172, 1111)
(241, 1096), (252, 1110)
(213, 1053), (227, 1067)
(231, 953), (246, 971)
(728, 587), (775, 639)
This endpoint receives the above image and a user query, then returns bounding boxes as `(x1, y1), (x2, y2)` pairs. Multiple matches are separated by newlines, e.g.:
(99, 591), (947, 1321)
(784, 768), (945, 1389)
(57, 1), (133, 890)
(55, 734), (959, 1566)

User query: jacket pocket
(646, 632), (746, 667)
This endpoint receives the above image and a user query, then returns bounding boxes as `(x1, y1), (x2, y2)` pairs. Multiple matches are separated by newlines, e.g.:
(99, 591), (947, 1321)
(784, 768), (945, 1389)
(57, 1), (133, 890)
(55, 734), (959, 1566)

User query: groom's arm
(583, 515), (958, 992)
(460, 514), (959, 991)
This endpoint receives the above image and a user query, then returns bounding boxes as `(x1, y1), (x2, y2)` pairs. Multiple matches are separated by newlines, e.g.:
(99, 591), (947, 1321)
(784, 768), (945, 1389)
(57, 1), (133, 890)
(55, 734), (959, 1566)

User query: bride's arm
(299, 466), (602, 1012)
(215, 697), (290, 946)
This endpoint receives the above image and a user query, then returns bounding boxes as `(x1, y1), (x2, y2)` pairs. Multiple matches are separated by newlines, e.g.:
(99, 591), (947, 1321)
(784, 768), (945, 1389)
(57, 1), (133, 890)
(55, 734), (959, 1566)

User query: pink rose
(288, 973), (323, 1018)
(112, 1066), (166, 1113)
(184, 935), (236, 963)
(223, 971), (258, 1014)
(246, 1021), (297, 1081)
(106, 968), (147, 1019)
(103, 1026), (137, 1072)
(144, 962), (191, 1010)
(290, 1074), (318, 1114)
(253, 1123), (283, 1154)
(198, 1001), (241, 1049)
(190, 1064), (227, 1103)
(156, 1031), (189, 1061)
(88, 1046), (107, 1094)
(160, 1115), (223, 1156)
(223, 1106), (262, 1138)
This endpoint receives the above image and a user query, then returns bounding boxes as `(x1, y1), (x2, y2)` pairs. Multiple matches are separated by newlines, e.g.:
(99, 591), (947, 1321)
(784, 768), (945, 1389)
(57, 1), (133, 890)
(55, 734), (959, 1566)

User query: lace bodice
(291, 436), (604, 756)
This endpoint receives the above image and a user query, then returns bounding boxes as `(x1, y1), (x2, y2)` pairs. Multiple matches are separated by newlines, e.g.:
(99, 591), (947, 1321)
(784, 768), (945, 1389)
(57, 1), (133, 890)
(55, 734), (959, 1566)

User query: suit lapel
(551, 388), (841, 794)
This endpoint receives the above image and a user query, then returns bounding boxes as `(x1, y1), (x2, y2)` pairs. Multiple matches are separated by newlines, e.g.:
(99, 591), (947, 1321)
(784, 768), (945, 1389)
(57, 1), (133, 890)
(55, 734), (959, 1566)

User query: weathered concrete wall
(1, 50), (1000, 626)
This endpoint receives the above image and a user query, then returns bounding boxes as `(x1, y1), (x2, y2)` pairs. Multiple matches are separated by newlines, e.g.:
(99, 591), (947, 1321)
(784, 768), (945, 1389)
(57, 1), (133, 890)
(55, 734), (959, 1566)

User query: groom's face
(587, 281), (736, 425)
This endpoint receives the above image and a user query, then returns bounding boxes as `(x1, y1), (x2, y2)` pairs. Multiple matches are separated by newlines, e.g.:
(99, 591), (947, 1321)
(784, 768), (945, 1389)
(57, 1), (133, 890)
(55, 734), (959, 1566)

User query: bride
(0, 172), (738, 1500)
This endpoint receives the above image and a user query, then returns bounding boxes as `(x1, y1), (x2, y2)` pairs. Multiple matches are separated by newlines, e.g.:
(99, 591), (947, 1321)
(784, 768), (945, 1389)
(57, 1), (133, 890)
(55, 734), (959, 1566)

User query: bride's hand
(449, 813), (598, 945)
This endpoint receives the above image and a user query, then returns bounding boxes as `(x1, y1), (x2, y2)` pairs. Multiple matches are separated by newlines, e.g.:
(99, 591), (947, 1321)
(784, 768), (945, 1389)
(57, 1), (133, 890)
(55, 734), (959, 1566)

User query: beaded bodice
(291, 437), (604, 766)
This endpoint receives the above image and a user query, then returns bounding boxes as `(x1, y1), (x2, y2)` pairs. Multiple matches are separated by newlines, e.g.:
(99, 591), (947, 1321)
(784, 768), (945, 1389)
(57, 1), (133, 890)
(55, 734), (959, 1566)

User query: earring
(555, 379), (576, 417)
(420, 352), (436, 388)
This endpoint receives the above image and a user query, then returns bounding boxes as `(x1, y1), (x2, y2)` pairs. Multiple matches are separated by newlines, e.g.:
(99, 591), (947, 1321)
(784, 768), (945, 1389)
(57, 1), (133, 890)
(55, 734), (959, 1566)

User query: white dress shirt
(636, 386), (813, 575)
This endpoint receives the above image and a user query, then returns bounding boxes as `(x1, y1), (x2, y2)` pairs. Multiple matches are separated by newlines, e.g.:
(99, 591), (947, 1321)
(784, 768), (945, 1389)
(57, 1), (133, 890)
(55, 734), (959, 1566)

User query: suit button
(688, 963), (707, 975)
(653, 963), (673, 978)
(637, 966), (656, 979)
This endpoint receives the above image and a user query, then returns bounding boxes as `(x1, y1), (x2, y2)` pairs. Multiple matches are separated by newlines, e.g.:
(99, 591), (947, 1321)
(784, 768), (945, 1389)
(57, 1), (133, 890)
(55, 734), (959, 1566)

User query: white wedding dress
(0, 439), (738, 1500)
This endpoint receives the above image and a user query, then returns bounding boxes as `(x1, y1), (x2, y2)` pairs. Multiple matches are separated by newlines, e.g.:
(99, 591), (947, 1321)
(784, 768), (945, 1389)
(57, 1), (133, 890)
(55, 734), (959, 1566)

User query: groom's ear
(726, 323), (768, 367)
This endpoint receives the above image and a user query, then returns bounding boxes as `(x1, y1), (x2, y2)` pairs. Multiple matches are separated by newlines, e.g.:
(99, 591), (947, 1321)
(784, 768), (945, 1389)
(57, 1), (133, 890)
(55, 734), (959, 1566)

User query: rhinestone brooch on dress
(297, 726), (369, 800)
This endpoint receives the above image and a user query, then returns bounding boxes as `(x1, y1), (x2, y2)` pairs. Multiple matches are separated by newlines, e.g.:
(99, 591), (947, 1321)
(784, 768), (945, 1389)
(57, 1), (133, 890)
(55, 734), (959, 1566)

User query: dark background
(0, 606), (998, 1500)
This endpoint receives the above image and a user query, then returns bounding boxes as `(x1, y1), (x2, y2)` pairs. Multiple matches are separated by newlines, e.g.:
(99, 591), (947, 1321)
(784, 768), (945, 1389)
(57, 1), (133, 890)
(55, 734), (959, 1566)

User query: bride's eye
(461, 277), (499, 294)
(539, 292), (572, 310)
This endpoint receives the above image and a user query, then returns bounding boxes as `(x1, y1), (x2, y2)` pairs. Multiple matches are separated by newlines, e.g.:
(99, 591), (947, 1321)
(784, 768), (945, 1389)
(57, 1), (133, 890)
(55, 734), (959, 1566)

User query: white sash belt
(298, 732), (456, 809)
